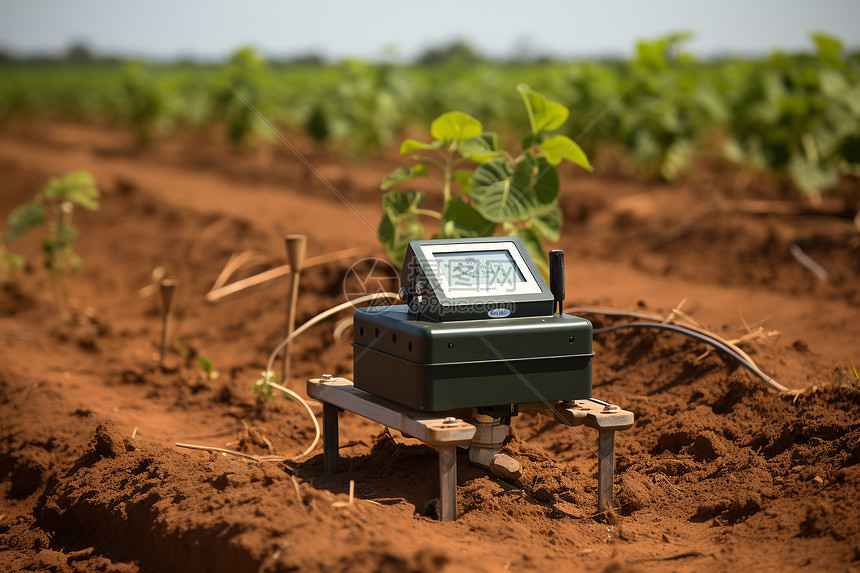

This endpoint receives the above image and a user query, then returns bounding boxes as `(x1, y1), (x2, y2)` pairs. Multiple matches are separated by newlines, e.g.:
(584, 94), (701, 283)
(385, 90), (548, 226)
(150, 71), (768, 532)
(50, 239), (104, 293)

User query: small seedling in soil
(251, 370), (288, 401)
(0, 238), (25, 285)
(6, 170), (100, 318)
(198, 356), (219, 381)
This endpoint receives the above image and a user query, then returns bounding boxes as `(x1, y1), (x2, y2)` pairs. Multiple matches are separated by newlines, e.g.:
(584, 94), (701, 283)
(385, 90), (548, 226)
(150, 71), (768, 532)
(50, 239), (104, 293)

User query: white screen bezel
(419, 241), (543, 299)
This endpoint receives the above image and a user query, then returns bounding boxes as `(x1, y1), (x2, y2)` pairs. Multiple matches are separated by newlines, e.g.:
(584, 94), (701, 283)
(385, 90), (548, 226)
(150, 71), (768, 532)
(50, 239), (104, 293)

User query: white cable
(264, 292), (400, 377)
(565, 305), (787, 393)
(262, 291), (401, 460)
(265, 380), (321, 460)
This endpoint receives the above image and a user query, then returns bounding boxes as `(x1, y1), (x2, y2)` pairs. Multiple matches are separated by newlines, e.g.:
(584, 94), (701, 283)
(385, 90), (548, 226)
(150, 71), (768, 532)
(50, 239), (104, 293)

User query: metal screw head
(416, 281), (426, 295)
(322, 374), (333, 381)
(398, 286), (408, 300)
(603, 403), (619, 412)
(443, 417), (457, 424)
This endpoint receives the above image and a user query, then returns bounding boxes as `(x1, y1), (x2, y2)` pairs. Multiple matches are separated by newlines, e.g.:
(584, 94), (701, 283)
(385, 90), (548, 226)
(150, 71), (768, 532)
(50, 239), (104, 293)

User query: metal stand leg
(597, 429), (615, 514)
(437, 446), (457, 522)
(323, 403), (339, 475)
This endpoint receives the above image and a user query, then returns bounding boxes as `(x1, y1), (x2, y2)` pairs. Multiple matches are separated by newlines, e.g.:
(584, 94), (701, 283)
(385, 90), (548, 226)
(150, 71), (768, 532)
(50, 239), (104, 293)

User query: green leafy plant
(198, 355), (219, 381)
(379, 85), (592, 273)
(7, 170), (100, 316)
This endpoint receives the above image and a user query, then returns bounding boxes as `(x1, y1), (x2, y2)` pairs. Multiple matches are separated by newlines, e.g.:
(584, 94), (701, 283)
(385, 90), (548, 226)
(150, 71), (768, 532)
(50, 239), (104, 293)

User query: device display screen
(431, 249), (527, 293)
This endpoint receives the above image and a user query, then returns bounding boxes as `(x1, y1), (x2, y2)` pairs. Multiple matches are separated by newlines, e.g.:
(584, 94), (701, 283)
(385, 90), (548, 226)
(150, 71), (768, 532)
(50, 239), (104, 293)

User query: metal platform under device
(308, 376), (633, 521)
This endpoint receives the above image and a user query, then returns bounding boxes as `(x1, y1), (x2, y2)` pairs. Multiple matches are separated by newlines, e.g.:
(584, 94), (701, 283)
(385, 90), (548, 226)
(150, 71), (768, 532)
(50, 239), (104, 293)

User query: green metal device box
(353, 305), (593, 411)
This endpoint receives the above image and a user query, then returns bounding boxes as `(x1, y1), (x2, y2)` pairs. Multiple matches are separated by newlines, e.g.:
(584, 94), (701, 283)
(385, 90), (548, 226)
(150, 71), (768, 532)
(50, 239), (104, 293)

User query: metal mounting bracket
(308, 377), (634, 521)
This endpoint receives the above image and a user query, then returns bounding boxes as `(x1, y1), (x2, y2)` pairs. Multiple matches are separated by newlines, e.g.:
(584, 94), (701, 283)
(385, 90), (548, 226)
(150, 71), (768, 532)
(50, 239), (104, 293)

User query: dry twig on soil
(290, 475), (303, 506)
(205, 245), (373, 303)
(174, 442), (287, 463)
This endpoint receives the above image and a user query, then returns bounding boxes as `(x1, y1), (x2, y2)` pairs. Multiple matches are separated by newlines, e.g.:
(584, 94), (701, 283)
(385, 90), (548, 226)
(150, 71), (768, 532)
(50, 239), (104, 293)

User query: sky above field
(1, 0), (858, 61)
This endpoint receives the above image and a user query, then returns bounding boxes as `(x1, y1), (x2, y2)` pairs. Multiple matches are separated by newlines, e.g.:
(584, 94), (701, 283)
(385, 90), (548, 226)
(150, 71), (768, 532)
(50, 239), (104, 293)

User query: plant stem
(415, 208), (442, 219)
(411, 155), (445, 172)
(519, 88), (537, 135)
(428, 176), (445, 191)
(442, 143), (456, 204)
(52, 201), (74, 321)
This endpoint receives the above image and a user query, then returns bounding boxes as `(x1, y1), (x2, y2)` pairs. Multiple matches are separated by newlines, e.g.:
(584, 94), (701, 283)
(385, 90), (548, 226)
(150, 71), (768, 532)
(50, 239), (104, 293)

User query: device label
(487, 308), (512, 318)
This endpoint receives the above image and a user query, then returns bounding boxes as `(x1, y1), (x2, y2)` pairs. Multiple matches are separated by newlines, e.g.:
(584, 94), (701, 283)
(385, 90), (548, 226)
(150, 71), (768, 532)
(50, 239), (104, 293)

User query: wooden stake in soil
(282, 235), (307, 384)
(159, 279), (178, 369)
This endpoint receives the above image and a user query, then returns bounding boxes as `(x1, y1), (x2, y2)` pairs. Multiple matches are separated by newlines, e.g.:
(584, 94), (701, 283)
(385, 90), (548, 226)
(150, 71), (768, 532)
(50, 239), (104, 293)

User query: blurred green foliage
(114, 61), (165, 146)
(0, 35), (858, 197)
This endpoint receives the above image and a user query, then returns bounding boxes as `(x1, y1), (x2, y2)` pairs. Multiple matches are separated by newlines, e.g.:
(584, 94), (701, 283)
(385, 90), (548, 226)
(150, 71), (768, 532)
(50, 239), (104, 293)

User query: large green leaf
(471, 158), (562, 223)
(540, 134), (593, 172)
(517, 84), (569, 133)
(440, 197), (496, 239)
(431, 111), (482, 142)
(7, 203), (46, 240)
(528, 205), (562, 242)
(381, 189), (425, 221)
(458, 135), (502, 163)
(524, 156), (561, 205)
(507, 223), (549, 279)
(380, 165), (428, 190)
(378, 212), (397, 258)
(471, 159), (539, 223)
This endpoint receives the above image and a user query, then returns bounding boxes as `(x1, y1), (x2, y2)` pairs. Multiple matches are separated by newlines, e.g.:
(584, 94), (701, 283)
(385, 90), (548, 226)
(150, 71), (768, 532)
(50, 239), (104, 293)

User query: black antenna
(548, 250), (565, 314)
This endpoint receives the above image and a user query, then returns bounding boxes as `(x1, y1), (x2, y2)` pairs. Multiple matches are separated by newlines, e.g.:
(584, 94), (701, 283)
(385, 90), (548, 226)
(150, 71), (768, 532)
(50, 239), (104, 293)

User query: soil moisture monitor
(313, 236), (632, 521)
(352, 237), (593, 411)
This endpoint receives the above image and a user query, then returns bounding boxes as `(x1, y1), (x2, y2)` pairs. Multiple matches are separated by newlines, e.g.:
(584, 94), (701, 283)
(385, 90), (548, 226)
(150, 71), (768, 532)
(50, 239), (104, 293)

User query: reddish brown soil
(0, 121), (858, 572)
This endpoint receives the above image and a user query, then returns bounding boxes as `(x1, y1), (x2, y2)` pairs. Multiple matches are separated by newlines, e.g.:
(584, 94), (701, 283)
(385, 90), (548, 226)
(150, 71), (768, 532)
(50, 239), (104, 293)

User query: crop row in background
(1, 33), (858, 198)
